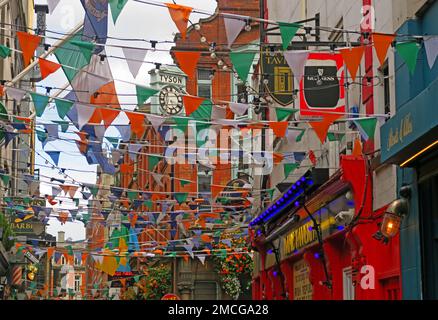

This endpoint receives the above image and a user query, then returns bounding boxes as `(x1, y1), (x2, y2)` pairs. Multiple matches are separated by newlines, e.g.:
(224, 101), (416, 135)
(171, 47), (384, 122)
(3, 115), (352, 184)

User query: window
(74, 256), (81, 266)
(382, 61), (391, 117)
(60, 255), (66, 265)
(380, 276), (400, 300)
(343, 267), (355, 300)
(198, 69), (212, 99)
(193, 281), (219, 300)
(237, 83), (248, 105)
(75, 275), (82, 292)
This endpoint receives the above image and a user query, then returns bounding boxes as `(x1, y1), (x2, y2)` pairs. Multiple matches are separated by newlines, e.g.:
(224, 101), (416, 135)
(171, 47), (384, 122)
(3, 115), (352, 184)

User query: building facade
(381, 0), (438, 300)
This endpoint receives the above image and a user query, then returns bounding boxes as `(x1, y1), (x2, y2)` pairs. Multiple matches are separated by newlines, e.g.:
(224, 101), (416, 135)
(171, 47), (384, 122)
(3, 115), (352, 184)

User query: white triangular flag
(5, 87), (26, 103)
(152, 172), (164, 187)
(211, 104), (227, 120)
(47, 0), (61, 13)
(122, 47), (148, 79)
(146, 114), (166, 132)
(224, 14), (247, 48)
(128, 143), (143, 161)
(229, 102), (249, 116)
(111, 149), (121, 164)
(206, 223), (215, 230)
(76, 104), (96, 130)
(52, 186), (62, 197)
(424, 36), (438, 69)
(284, 50), (310, 84)
(215, 119), (239, 128)
(197, 255), (206, 265)
(94, 125), (106, 142)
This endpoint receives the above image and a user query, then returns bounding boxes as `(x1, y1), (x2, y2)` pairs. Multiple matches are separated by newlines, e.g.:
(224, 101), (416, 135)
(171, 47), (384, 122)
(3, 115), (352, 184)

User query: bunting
(16, 32), (41, 67)
(353, 118), (377, 141)
(339, 46), (365, 81)
(173, 51), (201, 79)
(224, 15), (247, 48)
(229, 51), (256, 82)
(279, 22), (301, 50)
(396, 41), (421, 75)
(283, 50), (310, 83)
(373, 33), (395, 67)
(109, 0), (129, 24)
(38, 58), (61, 80)
(29, 93), (50, 117)
(165, 3), (193, 39)
(183, 95), (205, 116)
(136, 85), (158, 106)
(309, 114), (343, 144)
(424, 35), (438, 69)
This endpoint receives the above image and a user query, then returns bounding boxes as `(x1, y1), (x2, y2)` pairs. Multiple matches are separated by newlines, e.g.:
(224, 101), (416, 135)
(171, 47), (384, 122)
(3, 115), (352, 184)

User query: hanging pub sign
(261, 48), (294, 106)
(300, 52), (345, 117)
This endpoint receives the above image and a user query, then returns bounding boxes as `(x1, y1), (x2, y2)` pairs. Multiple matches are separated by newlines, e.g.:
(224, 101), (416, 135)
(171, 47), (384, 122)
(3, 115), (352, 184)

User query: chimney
(58, 231), (65, 243)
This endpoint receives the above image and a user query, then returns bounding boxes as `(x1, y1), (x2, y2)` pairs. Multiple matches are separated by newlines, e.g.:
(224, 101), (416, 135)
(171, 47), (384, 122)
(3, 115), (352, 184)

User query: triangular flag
(148, 155), (161, 171)
(229, 51), (256, 82)
(126, 112), (145, 138)
(173, 51), (201, 79)
(76, 104), (96, 130)
(6, 87), (26, 103)
(146, 113), (166, 132)
(100, 108), (121, 128)
(279, 22), (301, 50)
(269, 121), (288, 138)
(284, 50), (310, 83)
(136, 85), (158, 106)
(70, 40), (96, 64)
(115, 125), (131, 141)
(424, 35), (438, 69)
(54, 98), (74, 119)
(353, 118), (377, 141)
(0, 44), (11, 58)
(229, 102), (249, 116)
(183, 95), (205, 116)
(211, 185), (225, 200)
(165, 3), (193, 39)
(308, 150), (317, 166)
(284, 163), (299, 178)
(47, 151), (61, 166)
(396, 41), (420, 75)
(175, 193), (189, 204)
(339, 46), (365, 81)
(373, 33), (395, 67)
(109, 0), (129, 24)
(38, 58), (61, 80)
(179, 179), (191, 187)
(276, 108), (298, 121)
(223, 15), (247, 48)
(197, 255), (206, 265)
(123, 47), (148, 79)
(309, 114), (342, 144)
(152, 172), (165, 187)
(174, 117), (191, 132)
(47, 0), (61, 13)
(352, 137), (363, 156)
(16, 32), (41, 67)
(29, 93), (50, 117)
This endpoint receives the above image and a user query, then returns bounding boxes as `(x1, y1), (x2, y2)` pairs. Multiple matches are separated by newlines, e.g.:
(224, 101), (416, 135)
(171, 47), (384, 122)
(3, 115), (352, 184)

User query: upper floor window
(198, 69), (212, 99)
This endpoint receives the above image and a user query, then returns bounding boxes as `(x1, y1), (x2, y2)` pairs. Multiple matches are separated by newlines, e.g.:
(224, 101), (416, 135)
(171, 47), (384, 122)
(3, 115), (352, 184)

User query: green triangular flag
(70, 40), (96, 64)
(191, 100), (213, 120)
(109, 0), (129, 24)
(136, 85), (158, 106)
(279, 22), (301, 50)
(54, 98), (74, 119)
(396, 41), (420, 75)
(284, 163), (299, 178)
(53, 120), (70, 132)
(65, 245), (74, 256)
(0, 44), (11, 58)
(230, 51), (256, 82)
(23, 197), (30, 205)
(106, 137), (120, 149)
(89, 186), (99, 197)
(327, 132), (345, 142)
(296, 129), (305, 142)
(127, 191), (138, 201)
(196, 122), (212, 148)
(175, 193), (188, 204)
(179, 179), (191, 187)
(54, 33), (90, 82)
(353, 118), (377, 141)
(30, 93), (50, 117)
(36, 129), (48, 143)
(144, 199), (153, 209)
(174, 117), (191, 132)
(167, 252), (177, 257)
(148, 155), (161, 171)
(0, 173), (10, 186)
(276, 108), (298, 121)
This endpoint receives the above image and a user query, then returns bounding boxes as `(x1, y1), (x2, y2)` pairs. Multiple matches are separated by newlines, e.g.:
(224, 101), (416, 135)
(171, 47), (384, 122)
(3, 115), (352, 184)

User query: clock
(159, 85), (184, 115)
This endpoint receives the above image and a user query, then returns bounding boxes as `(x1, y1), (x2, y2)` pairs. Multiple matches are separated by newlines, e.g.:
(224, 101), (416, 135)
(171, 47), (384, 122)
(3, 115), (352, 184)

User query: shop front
(251, 155), (401, 300)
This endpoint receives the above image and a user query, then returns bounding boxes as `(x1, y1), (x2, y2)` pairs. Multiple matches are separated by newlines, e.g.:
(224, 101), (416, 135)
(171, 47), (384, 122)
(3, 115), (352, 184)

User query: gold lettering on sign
(283, 221), (317, 256)
(387, 113), (413, 151)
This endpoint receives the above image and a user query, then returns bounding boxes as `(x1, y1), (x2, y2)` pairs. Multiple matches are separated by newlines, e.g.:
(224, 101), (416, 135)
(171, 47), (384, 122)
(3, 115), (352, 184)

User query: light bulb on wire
(200, 36), (207, 43)
(245, 19), (252, 32)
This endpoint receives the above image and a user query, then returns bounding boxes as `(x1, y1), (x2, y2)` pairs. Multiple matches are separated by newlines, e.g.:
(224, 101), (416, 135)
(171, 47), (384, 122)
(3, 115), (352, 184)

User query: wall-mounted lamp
(380, 185), (411, 238)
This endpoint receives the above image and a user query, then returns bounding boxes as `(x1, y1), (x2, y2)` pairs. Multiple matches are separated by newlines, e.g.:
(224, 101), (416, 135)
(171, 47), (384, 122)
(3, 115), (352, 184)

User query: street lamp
(380, 185), (411, 238)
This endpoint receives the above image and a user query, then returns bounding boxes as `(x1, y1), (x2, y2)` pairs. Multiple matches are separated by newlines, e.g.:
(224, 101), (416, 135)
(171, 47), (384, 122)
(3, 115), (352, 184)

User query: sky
(35, 0), (217, 241)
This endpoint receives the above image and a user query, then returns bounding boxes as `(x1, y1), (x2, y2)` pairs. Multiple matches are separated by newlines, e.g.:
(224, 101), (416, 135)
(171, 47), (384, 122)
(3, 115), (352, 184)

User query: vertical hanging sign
(299, 52), (345, 117)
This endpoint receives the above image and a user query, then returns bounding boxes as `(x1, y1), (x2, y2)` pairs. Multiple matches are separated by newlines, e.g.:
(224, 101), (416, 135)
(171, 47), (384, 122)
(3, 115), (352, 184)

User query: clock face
(159, 85), (183, 115)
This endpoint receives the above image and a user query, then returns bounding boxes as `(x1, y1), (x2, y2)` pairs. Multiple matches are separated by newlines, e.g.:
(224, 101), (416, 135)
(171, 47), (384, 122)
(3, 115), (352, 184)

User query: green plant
(0, 213), (14, 251)
(142, 264), (172, 300)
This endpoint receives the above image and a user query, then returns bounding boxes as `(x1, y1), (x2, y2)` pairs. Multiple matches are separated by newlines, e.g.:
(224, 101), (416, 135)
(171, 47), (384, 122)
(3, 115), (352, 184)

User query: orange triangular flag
(120, 163), (134, 174)
(309, 114), (342, 144)
(182, 95), (205, 116)
(174, 51), (201, 79)
(100, 108), (121, 128)
(38, 58), (61, 80)
(75, 131), (88, 142)
(211, 184), (225, 200)
(352, 137), (363, 156)
(75, 140), (89, 155)
(339, 46), (365, 81)
(126, 111), (145, 138)
(0, 85), (4, 97)
(46, 247), (55, 260)
(91, 81), (120, 107)
(81, 253), (88, 264)
(165, 3), (193, 39)
(373, 33), (395, 67)
(88, 108), (102, 125)
(273, 153), (284, 164)
(16, 32), (41, 67)
(60, 185), (71, 194)
(269, 121), (289, 138)
(201, 234), (212, 243)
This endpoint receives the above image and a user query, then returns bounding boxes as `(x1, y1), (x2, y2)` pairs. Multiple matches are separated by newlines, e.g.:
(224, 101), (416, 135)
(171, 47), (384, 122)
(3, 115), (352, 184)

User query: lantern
(380, 198), (409, 238)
